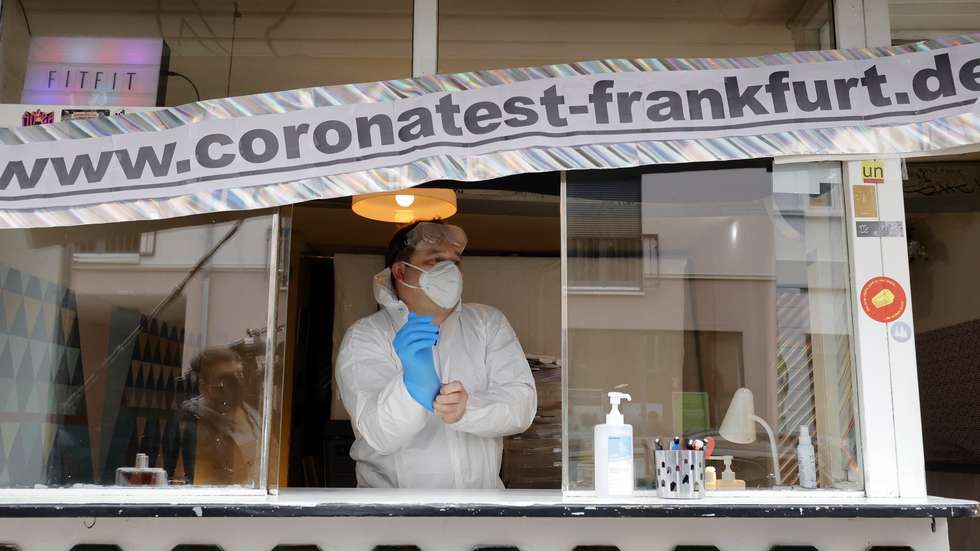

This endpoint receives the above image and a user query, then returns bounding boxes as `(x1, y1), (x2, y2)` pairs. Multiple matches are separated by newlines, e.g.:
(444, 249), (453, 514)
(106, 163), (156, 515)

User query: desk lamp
(719, 387), (783, 485)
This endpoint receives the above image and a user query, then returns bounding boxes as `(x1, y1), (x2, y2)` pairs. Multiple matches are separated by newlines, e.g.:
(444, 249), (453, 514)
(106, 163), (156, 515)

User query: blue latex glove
(394, 312), (440, 411)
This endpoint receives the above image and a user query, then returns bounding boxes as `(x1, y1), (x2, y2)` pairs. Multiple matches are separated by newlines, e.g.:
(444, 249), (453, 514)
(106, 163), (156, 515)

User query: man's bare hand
(434, 381), (468, 424)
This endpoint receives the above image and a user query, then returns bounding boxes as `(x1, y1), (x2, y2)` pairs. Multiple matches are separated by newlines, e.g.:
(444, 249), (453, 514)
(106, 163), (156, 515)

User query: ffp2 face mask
(400, 260), (463, 309)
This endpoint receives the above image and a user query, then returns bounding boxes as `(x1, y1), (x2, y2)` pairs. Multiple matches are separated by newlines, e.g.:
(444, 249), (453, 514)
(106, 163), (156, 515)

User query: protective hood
(373, 268), (406, 314)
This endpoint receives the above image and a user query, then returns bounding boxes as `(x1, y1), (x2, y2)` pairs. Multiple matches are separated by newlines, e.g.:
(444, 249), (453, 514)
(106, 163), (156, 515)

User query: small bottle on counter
(115, 453), (168, 487)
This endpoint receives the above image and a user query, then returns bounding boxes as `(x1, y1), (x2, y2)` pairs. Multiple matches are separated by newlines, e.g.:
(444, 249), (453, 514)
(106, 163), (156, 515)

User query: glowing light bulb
(395, 194), (415, 207)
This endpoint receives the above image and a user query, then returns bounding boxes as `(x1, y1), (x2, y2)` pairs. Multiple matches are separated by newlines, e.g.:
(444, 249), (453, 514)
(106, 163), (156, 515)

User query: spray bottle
(594, 391), (633, 496)
(797, 425), (817, 489)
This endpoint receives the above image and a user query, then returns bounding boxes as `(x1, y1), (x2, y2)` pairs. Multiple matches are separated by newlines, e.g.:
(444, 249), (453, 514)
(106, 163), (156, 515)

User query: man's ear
(390, 262), (404, 284)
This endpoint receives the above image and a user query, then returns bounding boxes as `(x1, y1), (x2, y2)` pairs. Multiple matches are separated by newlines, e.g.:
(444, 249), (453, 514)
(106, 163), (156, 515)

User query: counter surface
(0, 489), (976, 518)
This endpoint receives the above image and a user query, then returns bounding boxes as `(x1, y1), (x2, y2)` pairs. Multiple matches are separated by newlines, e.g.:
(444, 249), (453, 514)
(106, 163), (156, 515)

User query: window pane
(439, 0), (835, 73)
(0, 212), (275, 487)
(564, 162), (863, 491)
(0, 1), (412, 105)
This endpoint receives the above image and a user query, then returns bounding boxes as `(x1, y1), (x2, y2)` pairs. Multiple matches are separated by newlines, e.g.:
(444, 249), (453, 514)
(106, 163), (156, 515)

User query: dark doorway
(287, 256), (356, 487)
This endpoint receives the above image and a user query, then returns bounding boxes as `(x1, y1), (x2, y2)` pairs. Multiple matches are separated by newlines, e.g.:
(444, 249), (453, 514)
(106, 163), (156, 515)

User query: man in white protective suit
(336, 219), (537, 489)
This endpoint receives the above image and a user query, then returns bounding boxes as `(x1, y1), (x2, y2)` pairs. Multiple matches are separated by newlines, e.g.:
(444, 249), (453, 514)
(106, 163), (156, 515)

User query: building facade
(0, 1), (977, 551)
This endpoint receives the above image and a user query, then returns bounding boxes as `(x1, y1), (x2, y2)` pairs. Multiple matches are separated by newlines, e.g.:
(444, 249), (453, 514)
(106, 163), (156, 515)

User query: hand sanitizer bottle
(594, 391), (633, 496)
(797, 425), (817, 489)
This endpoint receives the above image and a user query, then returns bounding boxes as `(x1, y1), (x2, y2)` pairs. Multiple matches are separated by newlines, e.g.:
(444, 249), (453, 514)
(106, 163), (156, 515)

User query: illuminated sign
(21, 37), (167, 107)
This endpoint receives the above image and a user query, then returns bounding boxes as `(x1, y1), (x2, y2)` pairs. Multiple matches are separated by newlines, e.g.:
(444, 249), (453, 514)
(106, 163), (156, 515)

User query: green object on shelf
(672, 391), (710, 434)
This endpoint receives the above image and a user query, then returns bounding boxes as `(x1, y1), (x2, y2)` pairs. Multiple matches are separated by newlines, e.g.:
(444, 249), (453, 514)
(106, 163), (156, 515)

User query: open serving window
(280, 175), (561, 490)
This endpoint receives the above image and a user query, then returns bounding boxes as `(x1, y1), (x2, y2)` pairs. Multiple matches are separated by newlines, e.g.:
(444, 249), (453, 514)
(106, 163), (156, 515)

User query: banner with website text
(3, 38), (980, 225)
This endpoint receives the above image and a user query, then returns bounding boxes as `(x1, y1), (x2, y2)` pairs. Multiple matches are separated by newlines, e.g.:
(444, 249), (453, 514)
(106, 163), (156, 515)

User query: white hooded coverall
(336, 268), (537, 488)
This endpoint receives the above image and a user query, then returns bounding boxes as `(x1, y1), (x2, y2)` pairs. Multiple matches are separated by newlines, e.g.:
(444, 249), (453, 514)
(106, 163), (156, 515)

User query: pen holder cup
(654, 450), (705, 499)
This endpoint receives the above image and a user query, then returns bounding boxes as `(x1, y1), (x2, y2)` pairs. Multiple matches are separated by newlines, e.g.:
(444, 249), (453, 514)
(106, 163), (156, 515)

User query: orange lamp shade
(352, 189), (457, 223)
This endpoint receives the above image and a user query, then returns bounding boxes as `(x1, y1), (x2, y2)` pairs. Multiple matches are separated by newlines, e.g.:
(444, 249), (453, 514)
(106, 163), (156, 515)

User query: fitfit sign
(5, 42), (980, 210)
(20, 37), (165, 107)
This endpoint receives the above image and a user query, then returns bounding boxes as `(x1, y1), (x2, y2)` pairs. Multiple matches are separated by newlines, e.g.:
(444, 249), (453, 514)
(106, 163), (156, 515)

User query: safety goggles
(405, 222), (467, 253)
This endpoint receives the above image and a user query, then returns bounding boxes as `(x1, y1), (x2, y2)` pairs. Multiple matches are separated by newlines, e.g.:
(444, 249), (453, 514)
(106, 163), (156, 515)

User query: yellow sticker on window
(861, 160), (885, 184)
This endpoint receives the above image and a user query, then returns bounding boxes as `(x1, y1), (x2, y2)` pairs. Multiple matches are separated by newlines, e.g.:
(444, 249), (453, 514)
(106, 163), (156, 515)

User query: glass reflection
(0, 213), (273, 488)
(565, 162), (861, 491)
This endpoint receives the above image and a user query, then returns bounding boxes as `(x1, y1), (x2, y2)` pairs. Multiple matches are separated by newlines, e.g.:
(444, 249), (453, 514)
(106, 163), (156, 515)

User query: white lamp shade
(719, 387), (758, 444)
(352, 189), (457, 223)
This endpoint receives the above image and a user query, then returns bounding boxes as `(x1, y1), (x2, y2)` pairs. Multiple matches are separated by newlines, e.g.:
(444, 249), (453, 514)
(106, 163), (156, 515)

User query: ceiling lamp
(352, 189), (457, 223)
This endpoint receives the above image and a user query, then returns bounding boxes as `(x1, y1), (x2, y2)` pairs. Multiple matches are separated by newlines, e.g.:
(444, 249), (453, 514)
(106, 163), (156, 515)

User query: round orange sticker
(860, 276), (907, 323)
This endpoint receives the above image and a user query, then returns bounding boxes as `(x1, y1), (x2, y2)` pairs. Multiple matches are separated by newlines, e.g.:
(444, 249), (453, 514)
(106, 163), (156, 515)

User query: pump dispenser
(606, 391), (629, 424)
(594, 391), (634, 496)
